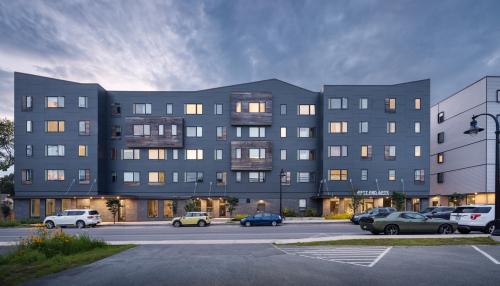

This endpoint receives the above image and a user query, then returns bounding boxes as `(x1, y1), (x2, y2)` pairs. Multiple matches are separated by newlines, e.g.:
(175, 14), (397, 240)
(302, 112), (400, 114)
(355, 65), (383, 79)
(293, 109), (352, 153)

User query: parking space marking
(472, 246), (500, 265)
(276, 246), (392, 267)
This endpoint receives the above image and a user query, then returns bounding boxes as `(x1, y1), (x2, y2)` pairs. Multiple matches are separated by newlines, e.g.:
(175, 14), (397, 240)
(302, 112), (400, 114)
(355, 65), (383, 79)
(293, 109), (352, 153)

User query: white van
(449, 205), (495, 234)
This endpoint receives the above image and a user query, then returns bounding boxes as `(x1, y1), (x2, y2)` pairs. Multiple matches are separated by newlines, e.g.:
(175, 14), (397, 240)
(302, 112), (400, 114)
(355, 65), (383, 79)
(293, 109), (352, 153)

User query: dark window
(22, 169), (33, 184)
(111, 172), (117, 182)
(438, 112), (444, 123)
(497, 90), (500, 102)
(111, 103), (121, 116)
(280, 104), (287, 115)
(112, 125), (121, 138)
(89, 210), (99, 215)
(22, 96), (33, 111)
(437, 172), (444, 184)
(437, 132), (445, 144)
(216, 126), (226, 140)
(246, 198), (250, 204)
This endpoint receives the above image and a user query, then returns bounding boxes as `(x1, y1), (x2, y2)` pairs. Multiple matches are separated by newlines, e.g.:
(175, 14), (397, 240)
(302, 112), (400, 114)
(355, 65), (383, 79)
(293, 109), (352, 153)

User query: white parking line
(472, 246), (500, 265)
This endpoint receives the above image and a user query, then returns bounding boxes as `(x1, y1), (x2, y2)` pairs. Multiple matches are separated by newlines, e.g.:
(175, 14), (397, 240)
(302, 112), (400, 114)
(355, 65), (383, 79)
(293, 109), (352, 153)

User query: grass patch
(283, 237), (500, 247)
(0, 227), (134, 286)
(231, 214), (249, 221)
(323, 213), (352, 220)
(0, 218), (43, 227)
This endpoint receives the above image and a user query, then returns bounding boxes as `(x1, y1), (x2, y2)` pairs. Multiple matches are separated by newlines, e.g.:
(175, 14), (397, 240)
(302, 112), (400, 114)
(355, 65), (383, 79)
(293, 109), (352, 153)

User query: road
(0, 223), (367, 243)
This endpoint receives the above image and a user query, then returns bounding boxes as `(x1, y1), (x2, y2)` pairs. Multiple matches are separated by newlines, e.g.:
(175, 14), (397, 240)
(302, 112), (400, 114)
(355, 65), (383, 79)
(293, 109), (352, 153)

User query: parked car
(449, 205), (495, 234)
(240, 212), (282, 226)
(172, 212), (211, 227)
(351, 207), (397, 225)
(360, 211), (457, 235)
(44, 209), (102, 229)
(420, 206), (456, 220)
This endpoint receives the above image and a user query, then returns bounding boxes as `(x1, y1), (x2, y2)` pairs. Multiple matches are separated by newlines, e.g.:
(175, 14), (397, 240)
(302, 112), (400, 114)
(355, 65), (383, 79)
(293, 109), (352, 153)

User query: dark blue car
(240, 212), (283, 227)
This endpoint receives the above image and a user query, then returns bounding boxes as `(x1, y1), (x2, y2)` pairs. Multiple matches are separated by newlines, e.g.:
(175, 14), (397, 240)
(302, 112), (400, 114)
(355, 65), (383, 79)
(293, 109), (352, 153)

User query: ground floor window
(46, 199), (56, 216)
(163, 200), (173, 218)
(30, 199), (40, 218)
(148, 200), (159, 218)
(76, 199), (90, 209)
(207, 199), (213, 214)
(62, 199), (72, 210)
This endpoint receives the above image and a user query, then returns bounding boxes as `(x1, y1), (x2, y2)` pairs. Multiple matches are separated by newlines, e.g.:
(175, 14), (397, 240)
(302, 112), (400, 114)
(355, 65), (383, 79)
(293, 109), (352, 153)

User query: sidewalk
(99, 218), (350, 226)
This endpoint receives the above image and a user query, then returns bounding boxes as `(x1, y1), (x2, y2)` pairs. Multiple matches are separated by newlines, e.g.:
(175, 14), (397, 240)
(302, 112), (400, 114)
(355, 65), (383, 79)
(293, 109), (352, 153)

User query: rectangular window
(280, 104), (287, 115)
(297, 127), (315, 138)
(414, 122), (421, 133)
(172, 172), (179, 183)
(46, 96), (64, 108)
(46, 199), (56, 216)
(414, 145), (421, 157)
(164, 200), (174, 218)
(249, 127), (266, 138)
(184, 172), (203, 183)
(26, 120), (32, 133)
(216, 172), (227, 186)
(78, 169), (90, 184)
(236, 101), (242, 113)
(166, 103), (173, 115)
(133, 124), (150, 136)
(148, 171), (165, 184)
(328, 98), (348, 110)
(359, 98), (368, 110)
(111, 103), (121, 116)
(216, 126), (226, 140)
(297, 149), (315, 160)
(149, 149), (165, 160)
(184, 103), (203, 115)
(297, 172), (314, 183)
(280, 127), (287, 138)
(185, 149), (203, 160)
(249, 172), (265, 183)
(30, 199), (40, 218)
(388, 169), (396, 181)
(45, 145), (65, 157)
(235, 148), (242, 159)
(361, 145), (372, 159)
(124, 171), (140, 184)
(122, 149), (140, 160)
(414, 169), (425, 183)
(45, 120), (65, 133)
(329, 169), (348, 181)
(415, 98), (421, 110)
(173, 149), (179, 160)
(497, 90), (500, 102)
(78, 96), (88, 108)
(111, 172), (117, 182)
(133, 103), (152, 114)
(215, 149), (223, 160)
(384, 145), (396, 160)
(26, 145), (33, 157)
(437, 172), (444, 184)
(22, 96), (33, 111)
(159, 125), (164, 136)
(236, 172), (242, 183)
(281, 171), (291, 185)
(249, 148), (266, 159)
(249, 102), (266, 113)
(171, 125), (177, 136)
(386, 122), (396, 134)
(280, 149), (287, 160)
(385, 98), (396, 112)
(298, 104), (316, 115)
(328, 145), (348, 158)
(111, 125), (121, 138)
(361, 169), (368, 181)
(186, 126), (203, 137)
(147, 200), (159, 218)
(22, 169), (33, 184)
(236, 127), (242, 138)
(437, 132), (445, 144)
(214, 104), (223, 115)
(359, 121), (369, 133)
(437, 152), (444, 164)
(438, 112), (445, 123)
(45, 169), (65, 181)
(329, 122), (348, 133)
(79, 120), (90, 135)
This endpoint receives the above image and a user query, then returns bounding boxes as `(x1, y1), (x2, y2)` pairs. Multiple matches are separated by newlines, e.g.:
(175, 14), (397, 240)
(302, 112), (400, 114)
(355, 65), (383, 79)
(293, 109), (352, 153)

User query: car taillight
(87, 216), (94, 219)
(470, 214), (481, 220)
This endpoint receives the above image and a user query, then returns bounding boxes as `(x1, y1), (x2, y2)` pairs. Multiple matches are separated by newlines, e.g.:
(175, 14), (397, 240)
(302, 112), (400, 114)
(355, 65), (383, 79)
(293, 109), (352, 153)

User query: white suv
(449, 205), (495, 234)
(44, 209), (102, 229)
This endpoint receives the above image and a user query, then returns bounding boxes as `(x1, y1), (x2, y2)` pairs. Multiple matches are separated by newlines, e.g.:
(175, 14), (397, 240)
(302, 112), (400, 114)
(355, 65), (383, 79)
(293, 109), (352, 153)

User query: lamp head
(464, 118), (484, 135)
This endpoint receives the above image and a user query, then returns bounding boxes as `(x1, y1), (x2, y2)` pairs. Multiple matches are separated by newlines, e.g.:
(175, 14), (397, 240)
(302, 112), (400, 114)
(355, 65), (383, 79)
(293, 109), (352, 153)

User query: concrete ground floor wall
(320, 196), (429, 215)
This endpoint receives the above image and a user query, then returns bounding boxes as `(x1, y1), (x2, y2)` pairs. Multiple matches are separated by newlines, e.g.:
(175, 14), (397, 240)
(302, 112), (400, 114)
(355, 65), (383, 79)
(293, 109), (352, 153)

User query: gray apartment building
(430, 76), (500, 206)
(13, 72), (429, 221)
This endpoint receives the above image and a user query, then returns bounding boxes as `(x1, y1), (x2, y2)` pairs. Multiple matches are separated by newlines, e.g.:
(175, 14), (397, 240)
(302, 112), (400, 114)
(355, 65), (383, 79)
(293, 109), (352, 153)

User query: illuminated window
(185, 149), (203, 160)
(79, 145), (88, 157)
(236, 101), (242, 113)
(298, 104), (316, 115)
(437, 153), (444, 164)
(148, 171), (165, 184)
(249, 102), (266, 113)
(46, 199), (56, 216)
(26, 120), (32, 133)
(147, 200), (159, 218)
(415, 146), (421, 157)
(385, 98), (396, 112)
(164, 200), (174, 217)
(388, 169), (396, 181)
(45, 169), (65, 181)
(45, 96), (64, 108)
(280, 127), (287, 138)
(329, 169), (348, 181)
(45, 120), (65, 133)
(415, 98), (421, 110)
(361, 145), (372, 159)
(149, 149), (165, 160)
(30, 199), (40, 217)
(415, 122), (421, 133)
(329, 122), (348, 133)
(184, 103), (203, 115)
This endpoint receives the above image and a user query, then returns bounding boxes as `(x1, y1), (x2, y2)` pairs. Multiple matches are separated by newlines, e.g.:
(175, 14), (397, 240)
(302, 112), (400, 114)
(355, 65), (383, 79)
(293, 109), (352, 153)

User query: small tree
(184, 200), (197, 212)
(106, 198), (121, 224)
(349, 187), (363, 214)
(391, 191), (406, 211)
(0, 119), (14, 172)
(0, 174), (14, 196)
(1, 201), (11, 220)
(449, 192), (466, 206)
(226, 197), (239, 217)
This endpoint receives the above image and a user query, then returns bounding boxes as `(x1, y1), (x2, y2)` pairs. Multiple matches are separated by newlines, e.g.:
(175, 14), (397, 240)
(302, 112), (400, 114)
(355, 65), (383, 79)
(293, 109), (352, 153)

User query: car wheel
(438, 224), (454, 234)
(271, 221), (277, 226)
(197, 220), (206, 227)
(245, 221), (251, 227)
(458, 228), (471, 234)
(485, 222), (495, 234)
(76, 220), (86, 229)
(384, 224), (399, 235)
(173, 221), (181, 227)
(45, 221), (55, 229)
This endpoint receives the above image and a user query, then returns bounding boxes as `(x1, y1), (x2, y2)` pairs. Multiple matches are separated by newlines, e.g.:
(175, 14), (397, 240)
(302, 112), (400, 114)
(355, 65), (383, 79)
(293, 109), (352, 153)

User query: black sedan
(240, 213), (283, 227)
(351, 207), (397, 225)
(420, 207), (456, 220)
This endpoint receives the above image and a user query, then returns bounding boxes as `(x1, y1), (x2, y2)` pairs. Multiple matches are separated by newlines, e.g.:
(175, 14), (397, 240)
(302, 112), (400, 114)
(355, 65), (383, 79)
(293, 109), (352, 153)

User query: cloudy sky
(1, 0), (500, 120)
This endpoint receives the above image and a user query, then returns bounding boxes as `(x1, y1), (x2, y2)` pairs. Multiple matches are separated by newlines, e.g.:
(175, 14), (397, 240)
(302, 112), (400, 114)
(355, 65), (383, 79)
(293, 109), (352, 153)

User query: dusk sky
(1, 0), (500, 120)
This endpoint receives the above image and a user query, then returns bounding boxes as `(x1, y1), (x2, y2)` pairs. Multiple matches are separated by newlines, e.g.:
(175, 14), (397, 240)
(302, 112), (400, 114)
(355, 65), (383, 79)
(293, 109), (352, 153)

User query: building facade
(14, 73), (430, 221)
(430, 76), (500, 206)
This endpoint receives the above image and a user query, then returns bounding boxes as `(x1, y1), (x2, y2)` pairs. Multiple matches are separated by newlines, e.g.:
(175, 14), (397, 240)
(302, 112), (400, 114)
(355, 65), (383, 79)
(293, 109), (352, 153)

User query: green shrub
(304, 208), (317, 217)
(231, 214), (249, 221)
(283, 208), (296, 217)
(0, 218), (42, 227)
(324, 213), (352, 220)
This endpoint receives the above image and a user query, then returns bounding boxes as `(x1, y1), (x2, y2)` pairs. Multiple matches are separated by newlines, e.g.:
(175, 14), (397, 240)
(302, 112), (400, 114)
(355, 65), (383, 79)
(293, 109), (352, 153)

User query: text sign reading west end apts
(356, 190), (391, 196)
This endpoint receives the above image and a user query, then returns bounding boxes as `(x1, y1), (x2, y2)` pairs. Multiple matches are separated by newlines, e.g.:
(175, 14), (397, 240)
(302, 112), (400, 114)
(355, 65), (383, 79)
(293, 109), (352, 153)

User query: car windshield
(454, 207), (476, 213)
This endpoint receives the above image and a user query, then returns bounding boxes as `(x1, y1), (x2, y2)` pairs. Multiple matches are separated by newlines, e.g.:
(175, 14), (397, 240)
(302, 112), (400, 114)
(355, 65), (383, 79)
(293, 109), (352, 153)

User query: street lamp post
(464, 114), (500, 236)
(279, 169), (285, 217)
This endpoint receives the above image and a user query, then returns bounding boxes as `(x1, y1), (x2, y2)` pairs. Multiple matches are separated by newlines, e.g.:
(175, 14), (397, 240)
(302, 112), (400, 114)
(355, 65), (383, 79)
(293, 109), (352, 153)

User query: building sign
(356, 190), (391, 196)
